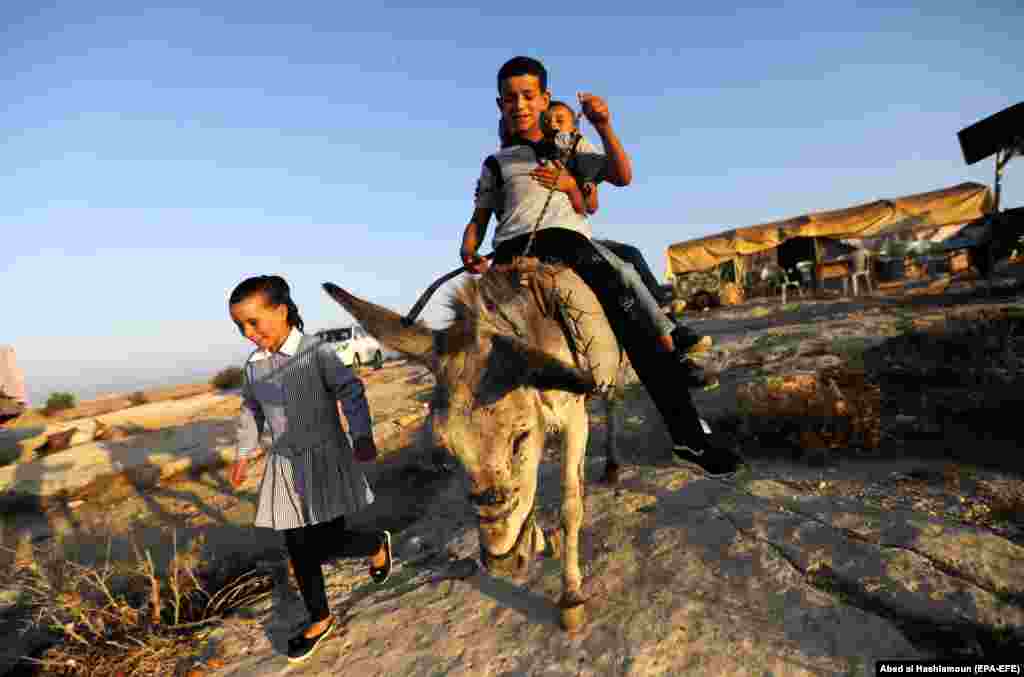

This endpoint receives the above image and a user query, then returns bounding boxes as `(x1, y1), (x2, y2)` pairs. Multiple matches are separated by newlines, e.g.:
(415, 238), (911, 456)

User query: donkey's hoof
(600, 463), (622, 485)
(559, 600), (586, 633)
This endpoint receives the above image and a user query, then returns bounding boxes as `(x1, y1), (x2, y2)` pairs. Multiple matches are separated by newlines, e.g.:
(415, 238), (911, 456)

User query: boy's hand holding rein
(460, 220), (492, 275)
(461, 249), (491, 275)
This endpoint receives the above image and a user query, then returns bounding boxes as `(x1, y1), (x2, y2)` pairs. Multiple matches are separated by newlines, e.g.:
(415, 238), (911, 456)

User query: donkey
(323, 261), (631, 632)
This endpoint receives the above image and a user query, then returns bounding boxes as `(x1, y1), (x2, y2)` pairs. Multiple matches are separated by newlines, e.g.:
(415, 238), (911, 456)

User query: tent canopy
(666, 182), (994, 275)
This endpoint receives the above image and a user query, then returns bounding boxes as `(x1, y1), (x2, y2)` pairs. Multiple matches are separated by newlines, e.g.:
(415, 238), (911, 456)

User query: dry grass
(3, 532), (273, 676)
(737, 365), (882, 455)
(737, 305), (1024, 464)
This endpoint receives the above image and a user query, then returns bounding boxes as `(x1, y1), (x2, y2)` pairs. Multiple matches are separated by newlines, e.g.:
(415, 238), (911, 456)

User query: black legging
(283, 515), (384, 623)
(494, 229), (706, 446)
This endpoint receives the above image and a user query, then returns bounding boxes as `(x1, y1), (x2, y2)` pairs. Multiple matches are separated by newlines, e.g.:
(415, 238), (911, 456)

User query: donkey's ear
(490, 335), (595, 395)
(322, 282), (438, 368)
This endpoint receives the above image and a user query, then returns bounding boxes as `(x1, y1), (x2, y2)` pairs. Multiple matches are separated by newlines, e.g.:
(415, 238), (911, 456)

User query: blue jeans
(592, 240), (675, 338)
(595, 240), (666, 304)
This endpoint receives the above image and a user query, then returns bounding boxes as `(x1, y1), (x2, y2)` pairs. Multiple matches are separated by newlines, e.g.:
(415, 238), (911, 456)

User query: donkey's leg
(559, 396), (588, 632)
(600, 392), (622, 484)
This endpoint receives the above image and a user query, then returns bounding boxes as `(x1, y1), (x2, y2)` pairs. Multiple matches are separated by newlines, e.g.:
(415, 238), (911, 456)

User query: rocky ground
(3, 271), (1024, 676)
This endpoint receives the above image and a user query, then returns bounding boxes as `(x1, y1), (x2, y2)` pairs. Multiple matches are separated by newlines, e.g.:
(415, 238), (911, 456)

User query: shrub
(737, 366), (881, 455)
(44, 392), (77, 414)
(129, 391), (148, 407)
(211, 367), (244, 390)
(9, 532), (274, 676)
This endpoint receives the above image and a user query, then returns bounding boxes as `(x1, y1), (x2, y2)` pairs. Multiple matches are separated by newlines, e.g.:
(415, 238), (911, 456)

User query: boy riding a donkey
(462, 56), (737, 470)
(323, 56), (744, 633)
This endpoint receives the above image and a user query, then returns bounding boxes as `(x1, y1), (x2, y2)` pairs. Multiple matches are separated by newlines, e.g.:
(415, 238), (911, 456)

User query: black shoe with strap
(287, 616), (336, 663)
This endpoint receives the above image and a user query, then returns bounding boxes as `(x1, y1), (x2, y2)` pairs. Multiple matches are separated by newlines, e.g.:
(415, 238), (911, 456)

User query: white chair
(844, 249), (873, 296)
(780, 268), (804, 305)
(763, 263), (803, 304)
(795, 260), (816, 293)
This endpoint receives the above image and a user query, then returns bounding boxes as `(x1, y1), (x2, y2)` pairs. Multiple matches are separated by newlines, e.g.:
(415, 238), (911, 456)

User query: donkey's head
(323, 272), (593, 568)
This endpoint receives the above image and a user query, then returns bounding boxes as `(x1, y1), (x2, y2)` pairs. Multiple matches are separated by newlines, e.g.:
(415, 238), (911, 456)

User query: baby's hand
(530, 161), (579, 194)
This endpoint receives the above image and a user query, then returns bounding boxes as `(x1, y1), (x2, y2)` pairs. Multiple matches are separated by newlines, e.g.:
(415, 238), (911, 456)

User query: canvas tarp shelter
(665, 182), (994, 276)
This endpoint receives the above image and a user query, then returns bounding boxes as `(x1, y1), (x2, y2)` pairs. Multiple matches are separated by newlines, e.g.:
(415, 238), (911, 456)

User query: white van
(318, 325), (384, 369)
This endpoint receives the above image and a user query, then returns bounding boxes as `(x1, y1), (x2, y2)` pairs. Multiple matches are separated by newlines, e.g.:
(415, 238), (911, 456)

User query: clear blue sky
(2, 1), (1020, 404)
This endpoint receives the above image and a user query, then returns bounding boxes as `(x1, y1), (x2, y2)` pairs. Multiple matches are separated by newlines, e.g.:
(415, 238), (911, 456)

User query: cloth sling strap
(484, 155), (505, 222)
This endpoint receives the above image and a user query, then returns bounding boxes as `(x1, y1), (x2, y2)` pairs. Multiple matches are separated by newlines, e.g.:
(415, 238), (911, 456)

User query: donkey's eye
(512, 431), (529, 458)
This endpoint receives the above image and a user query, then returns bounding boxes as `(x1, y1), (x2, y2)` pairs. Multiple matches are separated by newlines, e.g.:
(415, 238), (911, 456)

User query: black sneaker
(671, 324), (713, 355)
(678, 356), (720, 391)
(287, 617), (336, 663)
(673, 422), (743, 477)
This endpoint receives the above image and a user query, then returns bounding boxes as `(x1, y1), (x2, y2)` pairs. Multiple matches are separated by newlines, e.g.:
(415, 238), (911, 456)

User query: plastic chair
(760, 263), (802, 304)
(795, 260), (816, 292)
(780, 268), (803, 305)
(844, 249), (873, 296)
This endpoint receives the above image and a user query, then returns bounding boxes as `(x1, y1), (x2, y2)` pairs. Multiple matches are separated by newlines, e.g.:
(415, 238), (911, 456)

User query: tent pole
(994, 148), (1005, 214)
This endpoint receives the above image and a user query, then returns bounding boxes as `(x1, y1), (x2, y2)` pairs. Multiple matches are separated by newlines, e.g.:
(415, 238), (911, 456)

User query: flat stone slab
(0, 401), (419, 505)
(0, 419), (240, 503)
(0, 392), (242, 458)
(192, 461), (1024, 675)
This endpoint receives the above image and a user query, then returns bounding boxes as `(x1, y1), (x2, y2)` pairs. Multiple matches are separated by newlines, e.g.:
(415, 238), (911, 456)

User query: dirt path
(189, 283), (1021, 674)
(197, 389), (1024, 676)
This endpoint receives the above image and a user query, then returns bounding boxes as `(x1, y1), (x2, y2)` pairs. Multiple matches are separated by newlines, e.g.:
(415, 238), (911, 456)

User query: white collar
(248, 327), (303, 362)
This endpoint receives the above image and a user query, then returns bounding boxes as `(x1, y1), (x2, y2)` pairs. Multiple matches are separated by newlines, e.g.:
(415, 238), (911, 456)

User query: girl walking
(228, 275), (392, 664)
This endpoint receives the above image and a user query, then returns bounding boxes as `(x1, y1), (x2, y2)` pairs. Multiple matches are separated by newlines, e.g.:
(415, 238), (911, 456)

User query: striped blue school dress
(236, 328), (374, 530)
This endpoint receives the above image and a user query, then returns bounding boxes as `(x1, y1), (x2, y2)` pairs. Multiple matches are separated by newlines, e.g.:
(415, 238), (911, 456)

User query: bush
(129, 391), (148, 407)
(44, 392), (77, 414)
(210, 366), (244, 390)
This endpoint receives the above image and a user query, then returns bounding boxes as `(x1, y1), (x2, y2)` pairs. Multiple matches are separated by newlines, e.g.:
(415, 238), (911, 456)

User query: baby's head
(546, 101), (578, 134)
(228, 275), (304, 352)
